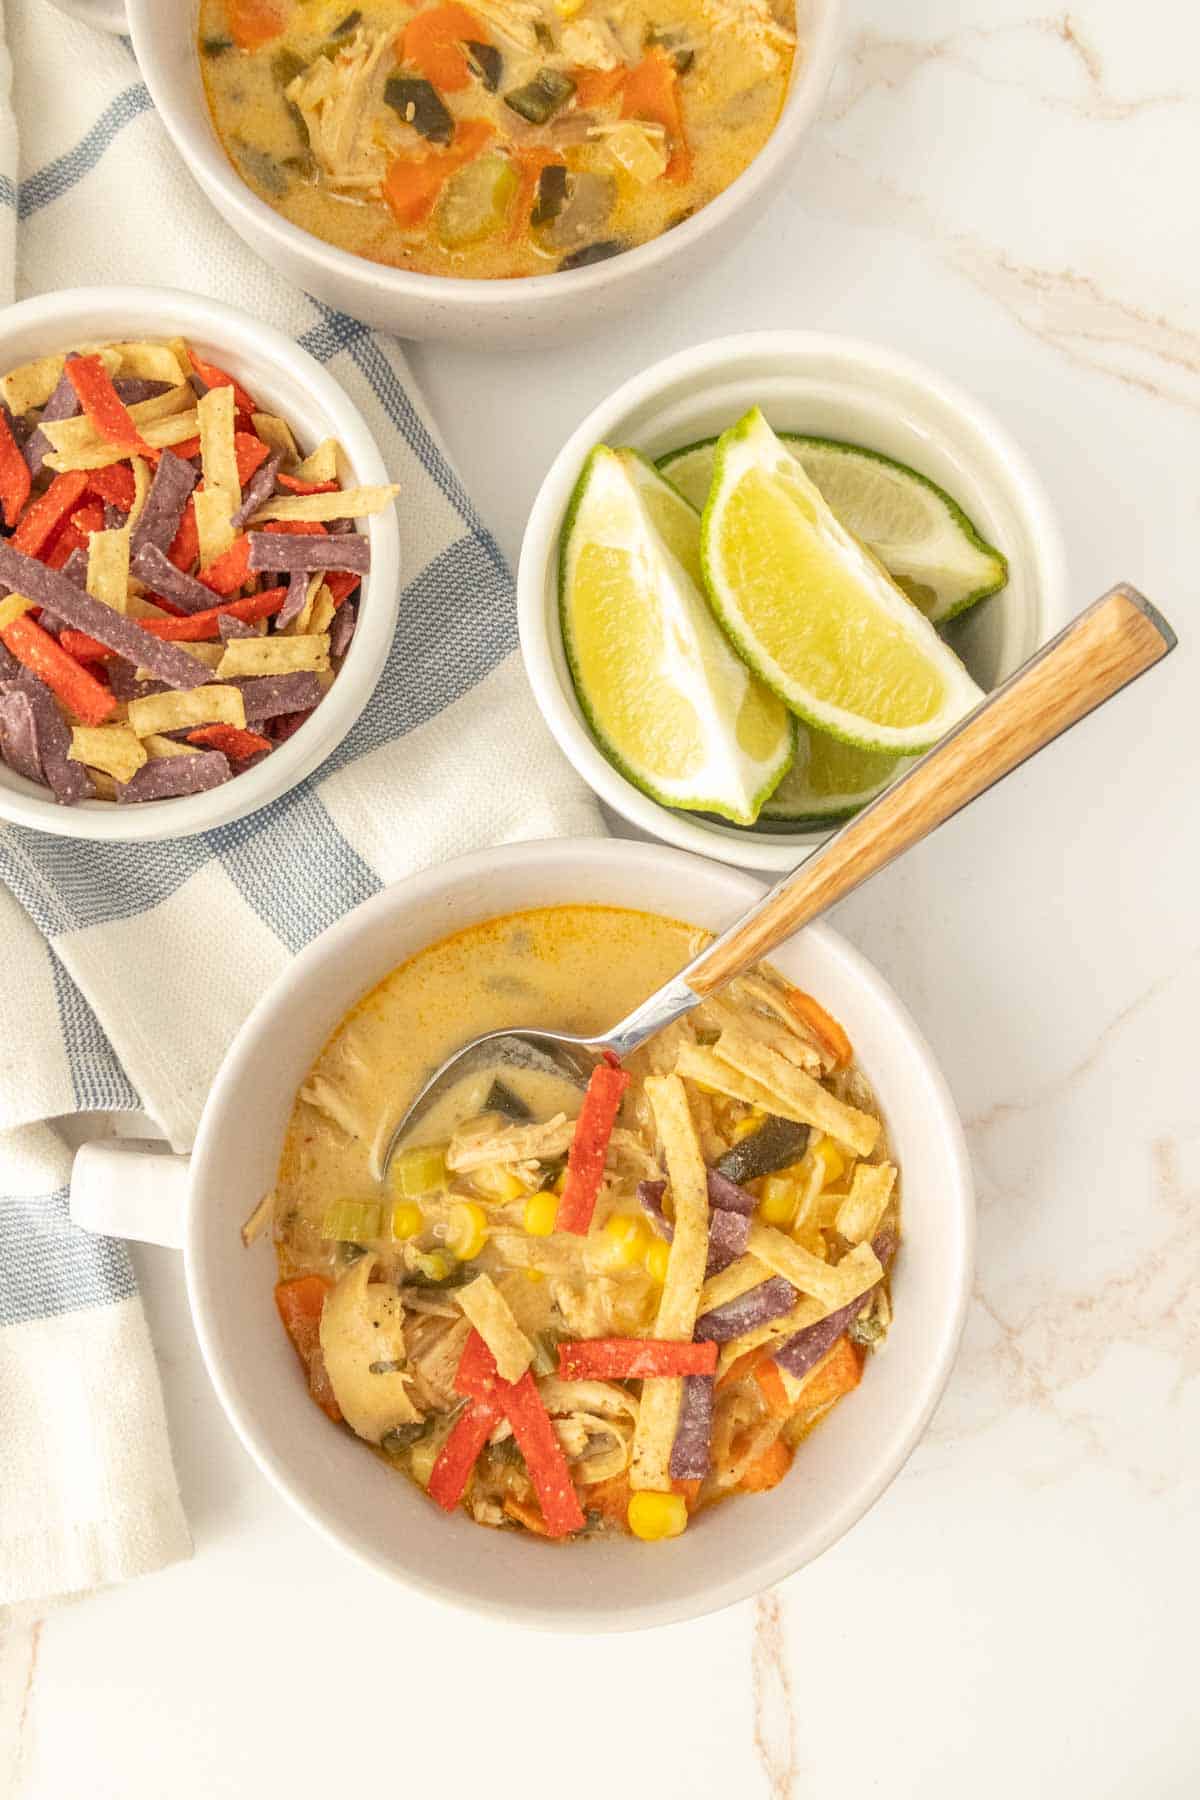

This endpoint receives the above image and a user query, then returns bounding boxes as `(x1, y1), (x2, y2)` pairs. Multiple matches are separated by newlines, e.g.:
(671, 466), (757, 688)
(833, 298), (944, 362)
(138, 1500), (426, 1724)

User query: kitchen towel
(0, 0), (600, 1607)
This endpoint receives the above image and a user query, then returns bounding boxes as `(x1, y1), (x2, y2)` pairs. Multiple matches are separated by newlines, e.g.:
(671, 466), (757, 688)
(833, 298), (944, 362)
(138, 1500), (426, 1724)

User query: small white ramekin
(517, 331), (1071, 872)
(117, 0), (844, 346)
(0, 287), (400, 842)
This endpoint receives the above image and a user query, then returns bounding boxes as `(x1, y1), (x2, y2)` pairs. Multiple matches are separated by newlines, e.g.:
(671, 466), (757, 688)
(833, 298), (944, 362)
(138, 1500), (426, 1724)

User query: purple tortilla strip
(637, 1179), (670, 1239)
(21, 372), (80, 477)
(129, 452), (197, 558)
(59, 548), (89, 588)
(130, 542), (222, 616)
(107, 663), (167, 704)
(705, 1207), (751, 1279)
(231, 672), (322, 720)
(0, 642), (20, 682)
(771, 1233), (895, 1380)
(246, 531), (369, 577)
(329, 598), (356, 660)
(112, 377), (172, 406)
(276, 567), (310, 632)
(0, 688), (45, 785)
(229, 452), (282, 532)
(103, 504), (125, 531)
(669, 1375), (714, 1481)
(116, 749), (232, 803)
(217, 612), (257, 641)
(706, 1168), (757, 1215)
(0, 542), (211, 690)
(9, 674), (92, 803)
(695, 1276), (797, 1344)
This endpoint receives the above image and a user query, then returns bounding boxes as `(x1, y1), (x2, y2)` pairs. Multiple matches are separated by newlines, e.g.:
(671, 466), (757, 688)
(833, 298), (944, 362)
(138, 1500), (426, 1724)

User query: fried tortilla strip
(711, 1032), (880, 1157)
(215, 633), (330, 679)
(455, 1274), (535, 1385)
(713, 1243), (883, 1377)
(251, 411), (299, 463)
(696, 1254), (774, 1319)
(44, 408), (200, 472)
(112, 342), (189, 385)
(835, 1162), (896, 1245)
(43, 385), (193, 457)
(198, 384), (241, 515)
(86, 528), (130, 614)
(293, 437), (339, 483)
(127, 684), (246, 737)
(67, 724), (148, 784)
(629, 1074), (709, 1492)
(704, 995), (824, 1076)
(249, 483), (399, 524)
(745, 1224), (882, 1312)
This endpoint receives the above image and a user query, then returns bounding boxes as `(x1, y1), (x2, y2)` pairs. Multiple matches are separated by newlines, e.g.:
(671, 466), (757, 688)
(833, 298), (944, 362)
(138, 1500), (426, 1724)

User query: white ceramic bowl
(122, 0), (843, 345)
(517, 331), (1071, 871)
(0, 287), (400, 842)
(73, 838), (973, 1631)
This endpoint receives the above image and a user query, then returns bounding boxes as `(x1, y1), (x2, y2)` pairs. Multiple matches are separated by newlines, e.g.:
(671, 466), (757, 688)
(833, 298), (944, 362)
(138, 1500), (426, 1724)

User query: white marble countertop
(5, 1), (1197, 1794)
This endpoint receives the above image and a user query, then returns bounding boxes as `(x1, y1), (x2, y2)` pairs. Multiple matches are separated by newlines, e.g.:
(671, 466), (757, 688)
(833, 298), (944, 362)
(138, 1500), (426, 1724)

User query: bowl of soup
(89, 836), (973, 1629)
(124, 0), (844, 343)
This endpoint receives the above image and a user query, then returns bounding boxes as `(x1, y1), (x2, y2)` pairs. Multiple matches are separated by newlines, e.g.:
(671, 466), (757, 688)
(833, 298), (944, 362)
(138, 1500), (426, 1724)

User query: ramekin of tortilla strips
(0, 289), (401, 841)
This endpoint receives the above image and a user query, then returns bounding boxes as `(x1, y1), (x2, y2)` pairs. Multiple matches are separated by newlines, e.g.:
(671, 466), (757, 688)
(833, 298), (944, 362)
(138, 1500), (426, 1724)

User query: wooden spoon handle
(686, 584), (1176, 998)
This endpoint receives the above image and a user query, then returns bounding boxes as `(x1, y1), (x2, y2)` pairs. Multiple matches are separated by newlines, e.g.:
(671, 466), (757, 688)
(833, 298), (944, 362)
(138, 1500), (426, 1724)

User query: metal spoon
(382, 584), (1175, 1171)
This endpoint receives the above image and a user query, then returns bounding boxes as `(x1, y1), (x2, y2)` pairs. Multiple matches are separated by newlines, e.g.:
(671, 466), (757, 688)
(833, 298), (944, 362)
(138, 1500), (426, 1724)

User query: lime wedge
(559, 446), (793, 825)
(660, 433), (1007, 625)
(759, 727), (910, 825)
(699, 408), (984, 754)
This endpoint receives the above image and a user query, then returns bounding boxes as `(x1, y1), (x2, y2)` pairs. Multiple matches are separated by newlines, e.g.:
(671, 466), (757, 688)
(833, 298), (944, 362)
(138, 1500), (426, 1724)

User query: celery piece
(390, 1144), (447, 1198)
(321, 1199), (382, 1241)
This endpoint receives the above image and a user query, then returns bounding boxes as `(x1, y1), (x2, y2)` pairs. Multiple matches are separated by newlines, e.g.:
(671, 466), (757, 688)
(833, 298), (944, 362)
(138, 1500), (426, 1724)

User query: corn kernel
(525, 1267), (545, 1284)
(644, 1237), (671, 1284)
(596, 1212), (651, 1270)
(390, 1201), (423, 1241)
(524, 1190), (559, 1237)
(470, 1164), (526, 1203)
(555, 0), (585, 13)
(759, 1174), (801, 1228)
(730, 1108), (768, 1144)
(446, 1201), (489, 1261)
(414, 1250), (451, 1283)
(812, 1138), (846, 1189)
(627, 1491), (688, 1541)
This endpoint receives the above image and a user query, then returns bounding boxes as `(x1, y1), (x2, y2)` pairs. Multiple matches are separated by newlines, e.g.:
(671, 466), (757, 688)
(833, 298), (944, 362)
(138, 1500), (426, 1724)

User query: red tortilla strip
(69, 501), (106, 539)
(197, 533), (251, 593)
(1, 615), (117, 726)
(186, 723), (272, 760)
(276, 472), (339, 495)
(427, 1395), (503, 1512)
(0, 407), (32, 528)
(234, 432), (270, 485)
(65, 354), (155, 456)
(556, 1062), (630, 1234)
(11, 470), (89, 557)
(324, 570), (360, 608)
(557, 1338), (718, 1380)
(168, 497), (200, 572)
(87, 462), (137, 511)
(186, 347), (257, 414)
(452, 1331), (583, 1536)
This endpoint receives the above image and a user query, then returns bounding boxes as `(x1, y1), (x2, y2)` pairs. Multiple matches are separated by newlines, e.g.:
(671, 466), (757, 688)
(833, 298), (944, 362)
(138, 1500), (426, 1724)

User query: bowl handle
(70, 1140), (189, 1250)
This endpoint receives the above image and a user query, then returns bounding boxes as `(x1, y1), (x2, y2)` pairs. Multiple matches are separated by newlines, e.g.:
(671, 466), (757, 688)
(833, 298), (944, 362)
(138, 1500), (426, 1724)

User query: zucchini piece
(271, 47), (308, 87)
(232, 140), (289, 198)
(201, 35), (234, 55)
(466, 40), (503, 91)
(530, 162), (568, 227)
(434, 153), (519, 247)
(384, 75), (455, 146)
(332, 8), (363, 33)
(485, 1077), (532, 1122)
(559, 239), (625, 269)
(504, 68), (575, 124)
(714, 1116), (810, 1186)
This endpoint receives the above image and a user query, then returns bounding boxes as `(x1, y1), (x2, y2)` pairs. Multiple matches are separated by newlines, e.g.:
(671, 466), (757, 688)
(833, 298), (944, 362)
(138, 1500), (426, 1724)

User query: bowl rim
(125, 0), (845, 314)
(185, 835), (975, 1632)
(0, 284), (400, 843)
(516, 328), (1072, 872)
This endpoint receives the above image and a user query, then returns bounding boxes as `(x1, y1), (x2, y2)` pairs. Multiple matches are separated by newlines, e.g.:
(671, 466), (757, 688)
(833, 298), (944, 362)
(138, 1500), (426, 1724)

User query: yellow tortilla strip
(307, 585), (336, 639)
(43, 385), (193, 458)
(197, 384), (241, 513)
(835, 1162), (896, 1245)
(44, 409), (201, 473)
(705, 996), (824, 1076)
(629, 1075), (709, 1493)
(293, 437), (339, 483)
(714, 1244), (884, 1376)
(281, 572), (322, 637)
(127, 592), (170, 623)
(125, 456), (152, 535)
(0, 594), (36, 632)
(86, 529), (130, 614)
(216, 634), (330, 679)
(249, 483), (398, 525)
(135, 641), (223, 681)
(1, 352), (68, 414)
(251, 412), (299, 463)
(142, 734), (201, 760)
(675, 1042), (786, 1114)
(712, 1033), (880, 1157)
(455, 1273), (534, 1385)
(193, 487), (237, 570)
(67, 725), (147, 784)
(112, 342), (188, 385)
(745, 1223), (881, 1311)
(127, 685), (246, 738)
(697, 1254), (772, 1320)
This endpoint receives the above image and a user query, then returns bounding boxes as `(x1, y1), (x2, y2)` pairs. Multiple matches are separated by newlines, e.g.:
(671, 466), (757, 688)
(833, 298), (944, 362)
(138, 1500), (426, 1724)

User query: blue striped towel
(0, 0), (599, 1605)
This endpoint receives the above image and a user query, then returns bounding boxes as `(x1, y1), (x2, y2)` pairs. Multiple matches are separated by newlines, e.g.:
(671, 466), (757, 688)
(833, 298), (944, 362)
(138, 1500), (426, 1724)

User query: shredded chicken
(559, 17), (623, 68)
(447, 1112), (575, 1171)
(319, 1255), (421, 1441)
(287, 29), (394, 193)
(702, 0), (794, 69)
(405, 1312), (470, 1412)
(464, 0), (548, 50)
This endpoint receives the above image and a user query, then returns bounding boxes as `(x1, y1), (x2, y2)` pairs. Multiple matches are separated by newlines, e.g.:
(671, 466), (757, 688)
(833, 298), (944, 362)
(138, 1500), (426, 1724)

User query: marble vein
(752, 1592), (799, 1799)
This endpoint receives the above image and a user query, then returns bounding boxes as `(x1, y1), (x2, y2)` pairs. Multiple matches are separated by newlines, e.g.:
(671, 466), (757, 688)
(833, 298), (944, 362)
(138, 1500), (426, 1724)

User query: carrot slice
(274, 1275), (342, 1423)
(753, 1358), (793, 1419)
(65, 354), (154, 456)
(573, 66), (627, 108)
(556, 1062), (630, 1234)
(225, 0), (285, 49)
(502, 1496), (553, 1536)
(382, 118), (494, 227)
(428, 1396), (502, 1511)
(186, 347), (257, 415)
(0, 407), (32, 529)
(11, 470), (89, 558)
(401, 2), (487, 93)
(797, 1336), (862, 1411)
(621, 49), (691, 182)
(187, 723), (272, 760)
(1, 615), (117, 726)
(739, 1434), (793, 1493)
(785, 988), (853, 1068)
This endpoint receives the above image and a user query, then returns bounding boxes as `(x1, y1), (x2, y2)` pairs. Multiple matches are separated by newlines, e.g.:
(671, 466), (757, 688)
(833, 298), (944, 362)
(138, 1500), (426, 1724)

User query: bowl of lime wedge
(517, 332), (1069, 870)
